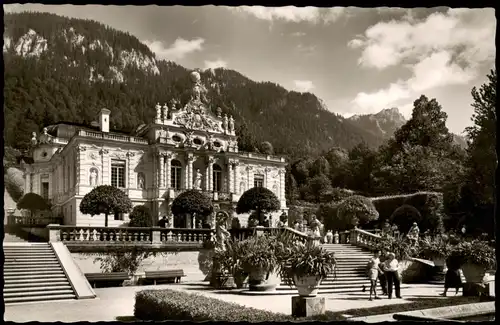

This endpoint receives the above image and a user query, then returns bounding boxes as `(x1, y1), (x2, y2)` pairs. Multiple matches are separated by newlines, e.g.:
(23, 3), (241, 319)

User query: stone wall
(71, 250), (206, 281)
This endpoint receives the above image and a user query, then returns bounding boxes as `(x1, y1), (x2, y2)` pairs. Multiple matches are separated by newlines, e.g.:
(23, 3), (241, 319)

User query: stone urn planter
(293, 275), (322, 297)
(248, 268), (277, 291)
(461, 263), (487, 283)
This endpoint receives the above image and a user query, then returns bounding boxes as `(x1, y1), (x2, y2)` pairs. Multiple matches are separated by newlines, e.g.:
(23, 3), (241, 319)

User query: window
(254, 174), (264, 188)
(171, 160), (182, 190)
(111, 160), (126, 188)
(114, 212), (124, 221)
(41, 182), (49, 201)
(213, 164), (222, 192)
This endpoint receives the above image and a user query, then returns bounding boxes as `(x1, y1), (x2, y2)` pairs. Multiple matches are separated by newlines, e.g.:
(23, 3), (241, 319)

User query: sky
(3, 5), (496, 135)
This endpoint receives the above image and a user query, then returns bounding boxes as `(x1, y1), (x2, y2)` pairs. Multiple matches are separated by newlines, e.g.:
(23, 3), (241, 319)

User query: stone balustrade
(77, 129), (148, 144)
(8, 215), (63, 227)
(349, 227), (382, 249)
(47, 224), (215, 252)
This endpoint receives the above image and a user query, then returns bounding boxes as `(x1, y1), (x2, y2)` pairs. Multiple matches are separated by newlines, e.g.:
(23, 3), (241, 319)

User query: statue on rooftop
(229, 115), (235, 133)
(38, 127), (54, 144)
(31, 132), (38, 146)
(162, 103), (169, 121)
(155, 103), (162, 120)
(223, 114), (228, 132)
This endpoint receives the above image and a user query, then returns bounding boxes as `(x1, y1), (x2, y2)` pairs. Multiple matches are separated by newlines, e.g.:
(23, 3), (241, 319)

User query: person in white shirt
(366, 250), (384, 300)
(383, 252), (402, 299)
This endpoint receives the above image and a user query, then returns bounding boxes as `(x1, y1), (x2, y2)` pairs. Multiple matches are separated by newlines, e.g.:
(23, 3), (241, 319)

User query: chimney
(99, 108), (111, 133)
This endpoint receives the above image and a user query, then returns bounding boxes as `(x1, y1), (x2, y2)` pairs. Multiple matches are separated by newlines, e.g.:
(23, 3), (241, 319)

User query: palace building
(21, 71), (287, 228)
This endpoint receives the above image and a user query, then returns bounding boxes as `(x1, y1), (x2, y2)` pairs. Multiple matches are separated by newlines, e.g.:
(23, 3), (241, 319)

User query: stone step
(6, 277), (69, 285)
(5, 273), (68, 281)
(4, 289), (75, 298)
(4, 284), (73, 294)
(4, 270), (65, 276)
(4, 293), (76, 304)
(5, 280), (71, 288)
(5, 257), (59, 263)
(3, 265), (62, 271)
(4, 252), (55, 256)
(4, 267), (64, 277)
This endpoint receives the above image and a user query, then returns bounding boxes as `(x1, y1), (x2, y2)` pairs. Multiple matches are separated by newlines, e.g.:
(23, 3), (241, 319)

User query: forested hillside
(3, 11), (384, 158)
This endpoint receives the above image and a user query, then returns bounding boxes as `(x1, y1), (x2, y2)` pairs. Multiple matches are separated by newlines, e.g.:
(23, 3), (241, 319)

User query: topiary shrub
(134, 289), (294, 321)
(337, 195), (379, 228)
(17, 192), (50, 217)
(236, 187), (280, 225)
(390, 204), (422, 233)
(80, 185), (133, 227)
(171, 189), (213, 226)
(128, 205), (153, 227)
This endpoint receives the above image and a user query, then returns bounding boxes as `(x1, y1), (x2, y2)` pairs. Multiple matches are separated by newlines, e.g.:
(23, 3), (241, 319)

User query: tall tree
(461, 69), (497, 235)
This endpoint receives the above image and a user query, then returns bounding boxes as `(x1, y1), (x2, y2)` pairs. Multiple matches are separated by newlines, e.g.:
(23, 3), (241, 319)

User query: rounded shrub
(128, 205), (153, 227)
(336, 195), (379, 228)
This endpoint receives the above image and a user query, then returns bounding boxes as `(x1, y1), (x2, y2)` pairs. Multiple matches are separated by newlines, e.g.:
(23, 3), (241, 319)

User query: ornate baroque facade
(22, 71), (287, 227)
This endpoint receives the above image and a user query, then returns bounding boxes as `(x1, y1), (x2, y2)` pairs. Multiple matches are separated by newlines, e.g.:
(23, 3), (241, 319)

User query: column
(233, 161), (239, 194)
(264, 167), (271, 189)
(279, 169), (286, 201)
(228, 160), (233, 193)
(159, 153), (165, 188)
(205, 162), (210, 191)
(207, 156), (214, 192)
(187, 154), (194, 189)
(165, 152), (172, 189)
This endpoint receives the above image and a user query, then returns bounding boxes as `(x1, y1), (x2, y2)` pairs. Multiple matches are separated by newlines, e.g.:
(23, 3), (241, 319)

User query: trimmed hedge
(371, 192), (444, 233)
(134, 289), (294, 321)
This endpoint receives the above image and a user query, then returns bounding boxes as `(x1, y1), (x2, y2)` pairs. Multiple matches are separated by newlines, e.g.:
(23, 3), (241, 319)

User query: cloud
(204, 59), (228, 70)
(296, 43), (317, 56)
(144, 37), (205, 60)
(294, 80), (315, 92)
(234, 6), (345, 24)
(291, 32), (306, 37)
(349, 8), (495, 114)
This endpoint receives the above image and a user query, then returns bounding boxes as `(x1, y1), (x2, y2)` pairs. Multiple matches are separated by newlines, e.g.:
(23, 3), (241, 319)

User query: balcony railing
(77, 130), (148, 144)
(349, 227), (382, 249)
(47, 225), (215, 250)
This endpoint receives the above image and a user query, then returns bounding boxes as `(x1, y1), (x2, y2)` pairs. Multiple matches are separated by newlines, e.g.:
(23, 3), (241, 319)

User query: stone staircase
(3, 242), (77, 304)
(277, 243), (373, 294)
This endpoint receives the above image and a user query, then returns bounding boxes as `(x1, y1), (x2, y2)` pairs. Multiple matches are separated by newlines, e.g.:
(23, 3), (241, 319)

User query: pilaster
(207, 156), (215, 192)
(159, 153), (165, 188)
(75, 145), (87, 188)
(165, 152), (173, 189)
(187, 153), (194, 189)
(25, 171), (31, 194)
(246, 166), (253, 190)
(233, 160), (240, 194)
(127, 151), (135, 188)
(279, 169), (286, 201)
(264, 167), (272, 189)
(100, 148), (110, 185)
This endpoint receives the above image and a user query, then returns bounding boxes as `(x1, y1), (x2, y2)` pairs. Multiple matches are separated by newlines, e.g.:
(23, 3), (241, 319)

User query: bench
(145, 269), (186, 285)
(85, 272), (130, 288)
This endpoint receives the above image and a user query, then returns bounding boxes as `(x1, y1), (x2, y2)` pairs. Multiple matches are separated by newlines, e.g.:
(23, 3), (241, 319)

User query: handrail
(349, 227), (382, 250)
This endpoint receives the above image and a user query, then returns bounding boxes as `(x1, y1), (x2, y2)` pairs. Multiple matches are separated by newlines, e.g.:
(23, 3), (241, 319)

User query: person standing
(378, 253), (388, 296)
(383, 252), (402, 299)
(366, 250), (384, 300)
(325, 230), (334, 244)
(158, 216), (167, 228)
(440, 256), (463, 296)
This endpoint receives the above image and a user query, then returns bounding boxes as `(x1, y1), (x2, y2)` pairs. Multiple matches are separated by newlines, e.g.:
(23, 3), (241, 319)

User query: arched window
(213, 164), (222, 192)
(171, 160), (183, 190)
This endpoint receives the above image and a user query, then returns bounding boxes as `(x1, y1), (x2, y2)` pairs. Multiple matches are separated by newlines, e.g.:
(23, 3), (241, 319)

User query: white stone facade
(22, 71), (287, 227)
